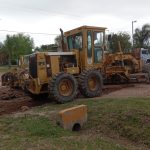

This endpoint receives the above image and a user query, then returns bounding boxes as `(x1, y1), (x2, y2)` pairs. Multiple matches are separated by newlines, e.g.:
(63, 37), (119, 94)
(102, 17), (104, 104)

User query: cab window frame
(67, 32), (83, 51)
(93, 31), (104, 63)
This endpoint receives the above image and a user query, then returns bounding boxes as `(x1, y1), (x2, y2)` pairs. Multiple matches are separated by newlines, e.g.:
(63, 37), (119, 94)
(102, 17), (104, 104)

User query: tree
(133, 24), (150, 48)
(3, 33), (34, 65)
(0, 43), (9, 65)
(109, 32), (132, 53)
(35, 44), (58, 52)
(54, 35), (61, 47)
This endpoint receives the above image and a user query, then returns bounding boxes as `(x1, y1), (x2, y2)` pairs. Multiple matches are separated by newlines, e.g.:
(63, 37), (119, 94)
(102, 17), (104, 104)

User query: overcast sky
(0, 0), (149, 47)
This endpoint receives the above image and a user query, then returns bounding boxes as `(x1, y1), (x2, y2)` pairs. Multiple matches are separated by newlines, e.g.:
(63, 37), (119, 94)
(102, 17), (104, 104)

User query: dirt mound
(0, 87), (26, 100)
(0, 86), (51, 115)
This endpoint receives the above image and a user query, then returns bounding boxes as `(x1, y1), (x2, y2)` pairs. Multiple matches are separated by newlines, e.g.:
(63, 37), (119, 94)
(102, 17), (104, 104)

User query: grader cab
(64, 26), (106, 69)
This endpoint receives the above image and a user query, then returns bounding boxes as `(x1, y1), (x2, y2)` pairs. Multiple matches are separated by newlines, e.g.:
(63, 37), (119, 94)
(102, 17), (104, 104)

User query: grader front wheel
(49, 72), (78, 103)
(79, 69), (103, 98)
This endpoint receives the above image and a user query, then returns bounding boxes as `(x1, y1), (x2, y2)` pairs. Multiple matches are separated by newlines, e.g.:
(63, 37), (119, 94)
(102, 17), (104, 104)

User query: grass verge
(0, 97), (150, 150)
(0, 66), (9, 73)
(0, 65), (17, 73)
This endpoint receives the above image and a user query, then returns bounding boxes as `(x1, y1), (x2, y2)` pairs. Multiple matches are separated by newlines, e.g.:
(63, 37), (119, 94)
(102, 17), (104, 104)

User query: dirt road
(102, 83), (150, 98)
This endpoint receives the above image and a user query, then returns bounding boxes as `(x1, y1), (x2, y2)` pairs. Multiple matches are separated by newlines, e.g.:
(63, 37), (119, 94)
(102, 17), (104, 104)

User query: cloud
(0, 0), (150, 18)
(0, 0), (149, 46)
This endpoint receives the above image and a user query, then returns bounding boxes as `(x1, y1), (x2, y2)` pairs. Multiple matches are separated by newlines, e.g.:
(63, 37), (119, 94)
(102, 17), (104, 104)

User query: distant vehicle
(140, 48), (150, 64)
(132, 48), (150, 80)
(132, 48), (150, 64)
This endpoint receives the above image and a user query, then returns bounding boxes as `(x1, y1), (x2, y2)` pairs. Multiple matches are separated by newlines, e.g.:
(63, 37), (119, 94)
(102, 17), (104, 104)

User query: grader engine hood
(46, 51), (79, 75)
(27, 51), (79, 94)
(47, 51), (76, 56)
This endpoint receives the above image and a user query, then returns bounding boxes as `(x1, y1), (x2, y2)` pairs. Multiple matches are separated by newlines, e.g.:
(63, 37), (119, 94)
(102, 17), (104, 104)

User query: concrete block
(58, 105), (87, 131)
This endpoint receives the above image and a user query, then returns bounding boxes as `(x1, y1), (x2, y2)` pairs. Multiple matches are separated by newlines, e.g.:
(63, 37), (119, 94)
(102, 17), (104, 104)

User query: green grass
(0, 65), (17, 73)
(0, 97), (150, 150)
(0, 115), (125, 150)
(0, 66), (10, 73)
(85, 98), (150, 146)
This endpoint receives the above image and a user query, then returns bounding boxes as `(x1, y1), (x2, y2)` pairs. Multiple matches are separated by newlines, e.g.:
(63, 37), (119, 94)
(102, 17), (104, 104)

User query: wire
(0, 29), (59, 36)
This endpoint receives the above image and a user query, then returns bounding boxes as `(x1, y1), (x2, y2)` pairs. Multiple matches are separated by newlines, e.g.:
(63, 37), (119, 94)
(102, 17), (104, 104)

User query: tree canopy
(108, 32), (132, 53)
(54, 35), (61, 47)
(133, 24), (150, 49)
(2, 33), (34, 65)
(34, 44), (58, 52)
(0, 43), (8, 65)
(4, 33), (34, 58)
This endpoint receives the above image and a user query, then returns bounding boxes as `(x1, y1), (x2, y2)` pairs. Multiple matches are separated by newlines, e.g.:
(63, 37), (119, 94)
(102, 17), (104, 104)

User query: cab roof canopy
(64, 25), (107, 36)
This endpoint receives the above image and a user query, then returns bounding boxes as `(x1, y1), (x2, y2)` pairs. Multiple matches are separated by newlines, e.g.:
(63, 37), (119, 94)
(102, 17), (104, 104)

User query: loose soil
(0, 86), (53, 115)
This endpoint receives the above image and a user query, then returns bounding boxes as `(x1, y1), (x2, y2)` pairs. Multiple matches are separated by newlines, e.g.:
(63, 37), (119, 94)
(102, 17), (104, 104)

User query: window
(142, 50), (149, 55)
(87, 31), (92, 64)
(94, 32), (104, 63)
(67, 33), (82, 51)
(94, 32), (103, 47)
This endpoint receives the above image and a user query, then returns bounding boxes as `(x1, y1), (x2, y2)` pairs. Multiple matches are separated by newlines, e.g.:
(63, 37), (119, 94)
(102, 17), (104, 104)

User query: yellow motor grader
(23, 26), (145, 103)
(1, 26), (146, 103)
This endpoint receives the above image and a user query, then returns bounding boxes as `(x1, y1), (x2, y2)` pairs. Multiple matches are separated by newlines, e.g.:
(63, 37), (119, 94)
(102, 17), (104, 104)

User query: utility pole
(132, 20), (137, 48)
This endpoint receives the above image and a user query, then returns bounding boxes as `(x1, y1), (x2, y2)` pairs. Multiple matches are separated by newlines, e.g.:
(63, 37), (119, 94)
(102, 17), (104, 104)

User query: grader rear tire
(49, 72), (78, 103)
(79, 69), (103, 98)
